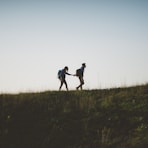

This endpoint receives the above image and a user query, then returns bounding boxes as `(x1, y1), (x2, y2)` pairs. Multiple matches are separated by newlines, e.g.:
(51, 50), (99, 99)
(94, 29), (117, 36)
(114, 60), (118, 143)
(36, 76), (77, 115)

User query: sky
(0, 0), (148, 93)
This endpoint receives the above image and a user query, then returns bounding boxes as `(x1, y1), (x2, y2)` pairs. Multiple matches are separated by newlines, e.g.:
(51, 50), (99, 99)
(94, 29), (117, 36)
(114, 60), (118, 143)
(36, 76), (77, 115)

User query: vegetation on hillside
(0, 84), (148, 148)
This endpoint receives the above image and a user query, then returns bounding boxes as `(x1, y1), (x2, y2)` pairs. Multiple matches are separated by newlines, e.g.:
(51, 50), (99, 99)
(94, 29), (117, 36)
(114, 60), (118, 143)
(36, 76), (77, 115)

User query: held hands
(71, 74), (76, 76)
(70, 74), (76, 76)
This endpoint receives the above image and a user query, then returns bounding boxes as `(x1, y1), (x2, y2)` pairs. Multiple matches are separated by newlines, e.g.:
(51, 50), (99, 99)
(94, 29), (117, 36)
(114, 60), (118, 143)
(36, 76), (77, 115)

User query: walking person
(58, 66), (72, 91)
(75, 63), (86, 90)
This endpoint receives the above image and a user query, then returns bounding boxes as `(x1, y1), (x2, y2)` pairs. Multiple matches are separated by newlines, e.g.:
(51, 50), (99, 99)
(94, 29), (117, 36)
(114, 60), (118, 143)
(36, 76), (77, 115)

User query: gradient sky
(0, 0), (148, 93)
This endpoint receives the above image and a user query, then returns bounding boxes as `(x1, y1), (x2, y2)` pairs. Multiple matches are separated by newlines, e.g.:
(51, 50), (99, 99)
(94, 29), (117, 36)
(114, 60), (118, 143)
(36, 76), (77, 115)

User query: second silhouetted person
(75, 63), (86, 90)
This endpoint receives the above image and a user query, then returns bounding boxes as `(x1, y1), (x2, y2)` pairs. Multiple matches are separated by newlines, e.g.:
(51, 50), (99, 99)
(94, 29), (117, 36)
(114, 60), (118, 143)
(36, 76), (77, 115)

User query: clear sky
(0, 0), (148, 93)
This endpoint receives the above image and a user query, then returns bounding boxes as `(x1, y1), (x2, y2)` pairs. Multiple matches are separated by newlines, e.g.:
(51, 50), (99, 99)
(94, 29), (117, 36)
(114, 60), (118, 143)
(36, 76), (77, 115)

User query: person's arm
(65, 72), (71, 75)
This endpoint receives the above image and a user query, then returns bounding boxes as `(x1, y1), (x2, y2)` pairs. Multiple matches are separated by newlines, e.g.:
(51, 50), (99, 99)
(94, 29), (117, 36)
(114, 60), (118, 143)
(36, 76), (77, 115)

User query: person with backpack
(58, 66), (72, 91)
(75, 63), (86, 90)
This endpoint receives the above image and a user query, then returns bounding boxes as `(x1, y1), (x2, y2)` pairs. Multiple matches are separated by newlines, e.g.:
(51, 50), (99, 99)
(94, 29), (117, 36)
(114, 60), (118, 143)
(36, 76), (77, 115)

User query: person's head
(82, 63), (86, 68)
(64, 66), (69, 71)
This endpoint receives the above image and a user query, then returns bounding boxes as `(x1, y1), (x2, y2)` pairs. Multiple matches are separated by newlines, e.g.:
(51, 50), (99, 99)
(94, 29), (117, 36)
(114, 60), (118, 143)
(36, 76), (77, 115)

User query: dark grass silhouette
(0, 84), (148, 148)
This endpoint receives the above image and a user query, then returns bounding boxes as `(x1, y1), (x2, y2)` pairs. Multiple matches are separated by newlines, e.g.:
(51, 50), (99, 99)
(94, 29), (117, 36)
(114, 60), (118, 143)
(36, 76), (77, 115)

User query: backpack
(57, 70), (62, 79)
(76, 69), (81, 76)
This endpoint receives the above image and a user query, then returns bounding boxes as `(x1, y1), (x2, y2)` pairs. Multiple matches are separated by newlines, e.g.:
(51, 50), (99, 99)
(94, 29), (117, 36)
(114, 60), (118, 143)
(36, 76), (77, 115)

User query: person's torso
(80, 67), (84, 77)
(61, 69), (66, 78)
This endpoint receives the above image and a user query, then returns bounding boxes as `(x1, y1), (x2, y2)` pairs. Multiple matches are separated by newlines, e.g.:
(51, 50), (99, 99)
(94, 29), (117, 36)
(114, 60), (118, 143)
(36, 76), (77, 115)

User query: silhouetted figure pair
(58, 63), (86, 91)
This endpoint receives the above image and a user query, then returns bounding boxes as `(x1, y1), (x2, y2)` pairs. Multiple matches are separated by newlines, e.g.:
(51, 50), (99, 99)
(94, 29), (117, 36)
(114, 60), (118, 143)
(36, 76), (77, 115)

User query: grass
(0, 84), (148, 148)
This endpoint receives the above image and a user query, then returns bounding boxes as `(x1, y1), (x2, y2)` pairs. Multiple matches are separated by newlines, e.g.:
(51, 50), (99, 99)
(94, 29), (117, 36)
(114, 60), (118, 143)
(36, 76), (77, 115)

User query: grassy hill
(0, 84), (148, 148)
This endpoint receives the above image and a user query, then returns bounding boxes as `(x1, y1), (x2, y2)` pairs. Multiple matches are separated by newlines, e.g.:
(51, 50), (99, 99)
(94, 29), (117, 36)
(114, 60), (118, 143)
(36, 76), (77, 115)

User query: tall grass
(0, 84), (148, 148)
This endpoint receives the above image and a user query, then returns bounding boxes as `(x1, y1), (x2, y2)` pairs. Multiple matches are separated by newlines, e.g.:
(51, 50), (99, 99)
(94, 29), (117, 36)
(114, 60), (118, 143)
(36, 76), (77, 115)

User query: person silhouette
(75, 63), (86, 90)
(58, 66), (72, 91)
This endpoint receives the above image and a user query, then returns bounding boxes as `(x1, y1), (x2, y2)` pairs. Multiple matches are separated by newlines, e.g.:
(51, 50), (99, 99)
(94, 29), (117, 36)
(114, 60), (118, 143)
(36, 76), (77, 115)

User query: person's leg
(59, 79), (64, 90)
(76, 77), (84, 90)
(80, 77), (84, 90)
(76, 77), (80, 90)
(63, 79), (68, 91)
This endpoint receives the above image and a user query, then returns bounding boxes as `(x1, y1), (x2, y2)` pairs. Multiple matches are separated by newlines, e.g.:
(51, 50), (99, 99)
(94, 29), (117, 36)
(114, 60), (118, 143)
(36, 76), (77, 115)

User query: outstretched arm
(66, 72), (71, 76)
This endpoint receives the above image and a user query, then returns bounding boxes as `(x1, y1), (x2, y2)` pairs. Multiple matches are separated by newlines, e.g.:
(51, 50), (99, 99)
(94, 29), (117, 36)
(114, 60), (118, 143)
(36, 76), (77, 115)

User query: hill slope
(0, 84), (148, 148)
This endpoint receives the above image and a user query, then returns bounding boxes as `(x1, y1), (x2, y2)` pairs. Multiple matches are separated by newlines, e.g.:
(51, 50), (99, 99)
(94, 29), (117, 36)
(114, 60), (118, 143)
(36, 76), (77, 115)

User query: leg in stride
(59, 80), (63, 91)
(63, 79), (68, 91)
(76, 77), (84, 90)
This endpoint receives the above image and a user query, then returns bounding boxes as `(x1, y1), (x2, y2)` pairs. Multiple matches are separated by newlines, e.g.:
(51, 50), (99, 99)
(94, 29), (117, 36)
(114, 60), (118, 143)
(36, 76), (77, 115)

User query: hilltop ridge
(0, 84), (148, 148)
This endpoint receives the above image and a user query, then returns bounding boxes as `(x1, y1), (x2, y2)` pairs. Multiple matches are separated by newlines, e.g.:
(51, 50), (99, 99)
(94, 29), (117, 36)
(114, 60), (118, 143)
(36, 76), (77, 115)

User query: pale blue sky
(0, 0), (148, 93)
